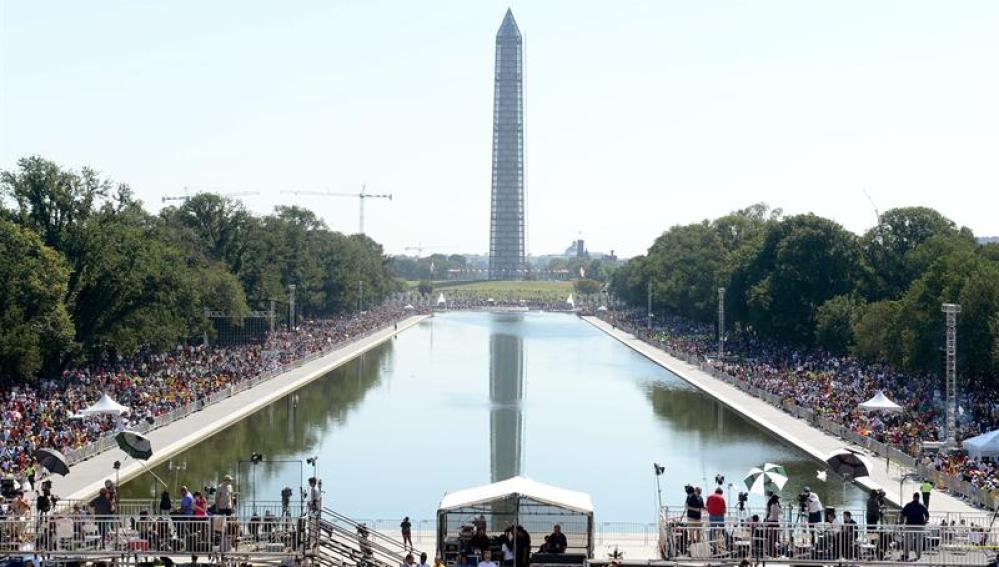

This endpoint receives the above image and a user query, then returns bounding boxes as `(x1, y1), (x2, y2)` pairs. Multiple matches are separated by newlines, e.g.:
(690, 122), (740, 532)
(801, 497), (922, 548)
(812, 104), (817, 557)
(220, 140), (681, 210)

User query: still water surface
(121, 312), (867, 521)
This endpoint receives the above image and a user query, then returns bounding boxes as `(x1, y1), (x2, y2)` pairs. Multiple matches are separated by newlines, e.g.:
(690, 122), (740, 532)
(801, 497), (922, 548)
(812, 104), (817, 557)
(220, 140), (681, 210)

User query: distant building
(978, 236), (999, 244)
(488, 9), (526, 280)
(563, 239), (587, 258)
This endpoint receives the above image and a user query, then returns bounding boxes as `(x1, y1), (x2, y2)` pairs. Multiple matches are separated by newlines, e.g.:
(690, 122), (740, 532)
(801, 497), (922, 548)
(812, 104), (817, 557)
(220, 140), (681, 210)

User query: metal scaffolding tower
(942, 303), (961, 446)
(718, 287), (726, 360)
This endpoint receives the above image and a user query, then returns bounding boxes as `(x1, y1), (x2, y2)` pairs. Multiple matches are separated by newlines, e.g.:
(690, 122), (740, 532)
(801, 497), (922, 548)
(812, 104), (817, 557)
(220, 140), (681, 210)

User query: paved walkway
(583, 316), (980, 516)
(58, 315), (431, 502)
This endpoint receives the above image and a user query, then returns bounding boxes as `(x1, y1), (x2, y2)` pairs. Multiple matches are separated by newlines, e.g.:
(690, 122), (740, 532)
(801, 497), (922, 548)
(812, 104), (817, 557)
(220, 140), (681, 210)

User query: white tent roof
(78, 392), (129, 416)
(964, 429), (999, 459)
(859, 390), (903, 413)
(438, 476), (593, 514)
(437, 293), (446, 305)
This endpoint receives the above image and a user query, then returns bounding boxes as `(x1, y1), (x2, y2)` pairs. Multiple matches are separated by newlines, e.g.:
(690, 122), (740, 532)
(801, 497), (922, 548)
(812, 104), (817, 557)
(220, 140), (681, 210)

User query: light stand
(250, 452), (263, 514)
(653, 463), (665, 512)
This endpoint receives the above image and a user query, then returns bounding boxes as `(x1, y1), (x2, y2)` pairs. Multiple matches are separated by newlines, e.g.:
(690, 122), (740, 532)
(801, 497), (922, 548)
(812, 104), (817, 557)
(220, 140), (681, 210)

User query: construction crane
(404, 244), (458, 256)
(280, 184), (391, 235)
(162, 187), (260, 203)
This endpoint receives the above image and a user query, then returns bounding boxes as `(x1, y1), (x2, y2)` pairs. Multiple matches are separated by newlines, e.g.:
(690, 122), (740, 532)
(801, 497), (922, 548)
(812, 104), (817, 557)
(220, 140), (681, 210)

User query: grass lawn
(433, 280), (574, 299)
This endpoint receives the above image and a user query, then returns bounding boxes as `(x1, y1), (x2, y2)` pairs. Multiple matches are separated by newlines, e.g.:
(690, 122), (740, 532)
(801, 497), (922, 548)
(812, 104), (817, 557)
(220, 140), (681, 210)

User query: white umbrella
(859, 390), (903, 413)
(597, 305), (608, 312)
(78, 392), (129, 416)
(744, 463), (789, 495)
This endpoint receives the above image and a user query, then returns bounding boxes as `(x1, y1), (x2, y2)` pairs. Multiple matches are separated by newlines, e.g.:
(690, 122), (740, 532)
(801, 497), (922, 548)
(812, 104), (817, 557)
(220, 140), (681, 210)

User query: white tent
(437, 476), (594, 557)
(566, 293), (575, 307)
(439, 476), (593, 514)
(859, 390), (903, 413)
(437, 293), (446, 306)
(596, 305), (608, 312)
(78, 393), (129, 416)
(964, 429), (999, 459)
(403, 304), (415, 310)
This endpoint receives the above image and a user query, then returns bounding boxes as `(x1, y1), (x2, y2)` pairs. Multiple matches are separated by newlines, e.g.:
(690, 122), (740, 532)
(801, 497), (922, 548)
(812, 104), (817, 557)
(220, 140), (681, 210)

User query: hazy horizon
(2, 1), (997, 257)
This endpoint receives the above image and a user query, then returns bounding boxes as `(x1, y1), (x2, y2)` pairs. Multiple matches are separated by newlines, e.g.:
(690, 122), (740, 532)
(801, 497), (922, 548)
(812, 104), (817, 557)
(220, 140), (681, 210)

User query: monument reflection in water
(490, 332), (524, 483)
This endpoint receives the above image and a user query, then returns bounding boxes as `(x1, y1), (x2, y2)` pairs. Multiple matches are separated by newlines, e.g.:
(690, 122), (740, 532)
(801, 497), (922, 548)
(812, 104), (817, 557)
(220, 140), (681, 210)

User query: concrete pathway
(58, 315), (431, 501)
(583, 316), (981, 516)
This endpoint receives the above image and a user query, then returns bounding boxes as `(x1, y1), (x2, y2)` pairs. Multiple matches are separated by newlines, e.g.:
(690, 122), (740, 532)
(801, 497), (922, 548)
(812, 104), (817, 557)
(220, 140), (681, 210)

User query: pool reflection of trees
(119, 343), (394, 500)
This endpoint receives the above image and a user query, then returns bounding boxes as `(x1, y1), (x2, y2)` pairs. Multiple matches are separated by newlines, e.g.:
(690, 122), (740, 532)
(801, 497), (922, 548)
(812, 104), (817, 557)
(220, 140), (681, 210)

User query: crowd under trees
(0, 156), (399, 381)
(611, 203), (999, 382)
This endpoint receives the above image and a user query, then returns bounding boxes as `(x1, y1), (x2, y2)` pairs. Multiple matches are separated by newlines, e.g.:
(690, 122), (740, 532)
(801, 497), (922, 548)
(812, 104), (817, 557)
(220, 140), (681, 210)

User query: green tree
(644, 222), (727, 321)
(814, 295), (862, 355)
(851, 300), (900, 361)
(160, 193), (251, 273)
(573, 279), (603, 295)
(0, 220), (76, 378)
(729, 214), (865, 343)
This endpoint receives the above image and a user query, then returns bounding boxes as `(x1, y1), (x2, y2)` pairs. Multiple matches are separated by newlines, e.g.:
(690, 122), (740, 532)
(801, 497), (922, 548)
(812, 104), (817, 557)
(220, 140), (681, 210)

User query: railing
(60, 313), (409, 469)
(657, 513), (997, 566)
(602, 316), (999, 511)
(0, 513), (312, 559)
(317, 507), (421, 567)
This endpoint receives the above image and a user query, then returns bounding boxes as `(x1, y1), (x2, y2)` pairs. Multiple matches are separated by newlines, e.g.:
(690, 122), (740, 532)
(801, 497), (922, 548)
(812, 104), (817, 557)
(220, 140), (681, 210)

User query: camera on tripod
(797, 491), (809, 512)
(714, 474), (725, 486)
(737, 492), (748, 511)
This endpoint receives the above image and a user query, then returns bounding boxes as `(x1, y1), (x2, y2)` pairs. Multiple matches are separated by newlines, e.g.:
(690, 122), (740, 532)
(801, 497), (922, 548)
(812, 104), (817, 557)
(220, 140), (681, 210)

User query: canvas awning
(964, 429), (999, 459)
(78, 393), (129, 416)
(859, 390), (902, 413)
(438, 476), (593, 514)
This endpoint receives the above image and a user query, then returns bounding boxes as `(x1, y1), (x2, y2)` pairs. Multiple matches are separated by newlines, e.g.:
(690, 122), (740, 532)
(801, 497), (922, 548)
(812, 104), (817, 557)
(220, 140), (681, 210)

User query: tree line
(0, 156), (398, 381)
(610, 203), (999, 381)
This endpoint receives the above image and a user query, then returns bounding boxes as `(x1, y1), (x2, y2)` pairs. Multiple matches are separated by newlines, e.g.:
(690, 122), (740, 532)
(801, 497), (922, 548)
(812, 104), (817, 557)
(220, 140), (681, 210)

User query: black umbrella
(825, 448), (872, 480)
(115, 430), (153, 460)
(34, 448), (70, 476)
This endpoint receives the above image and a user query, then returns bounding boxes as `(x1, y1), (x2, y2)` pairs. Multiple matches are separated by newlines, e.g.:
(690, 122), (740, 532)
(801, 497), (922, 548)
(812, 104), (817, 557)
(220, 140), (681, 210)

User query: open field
(433, 279), (574, 299)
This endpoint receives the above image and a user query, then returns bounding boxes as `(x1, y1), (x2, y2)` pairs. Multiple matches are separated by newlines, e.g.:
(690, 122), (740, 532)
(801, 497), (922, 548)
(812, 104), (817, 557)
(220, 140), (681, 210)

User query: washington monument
(488, 9), (525, 280)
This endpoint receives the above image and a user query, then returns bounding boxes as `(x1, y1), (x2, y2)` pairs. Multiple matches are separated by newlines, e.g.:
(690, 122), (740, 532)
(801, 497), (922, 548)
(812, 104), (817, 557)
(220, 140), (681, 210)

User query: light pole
(288, 284), (297, 330)
(942, 303), (961, 446)
(647, 281), (653, 331)
(167, 459), (187, 493)
(718, 287), (726, 360)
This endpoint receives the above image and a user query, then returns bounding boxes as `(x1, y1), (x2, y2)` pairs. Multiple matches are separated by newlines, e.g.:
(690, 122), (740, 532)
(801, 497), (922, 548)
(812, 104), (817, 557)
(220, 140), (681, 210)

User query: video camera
(797, 491), (809, 512)
(737, 492), (748, 511)
(684, 484), (694, 495)
(714, 474), (725, 486)
(281, 487), (293, 507)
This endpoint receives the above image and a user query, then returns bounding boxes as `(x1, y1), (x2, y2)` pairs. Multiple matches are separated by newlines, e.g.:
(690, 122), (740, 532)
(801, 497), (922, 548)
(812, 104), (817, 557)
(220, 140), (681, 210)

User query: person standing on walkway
(215, 475), (234, 515)
(865, 490), (882, 527)
(685, 486), (705, 543)
(308, 477), (322, 514)
(920, 480), (933, 509)
(901, 492), (929, 561)
(401, 516), (413, 550)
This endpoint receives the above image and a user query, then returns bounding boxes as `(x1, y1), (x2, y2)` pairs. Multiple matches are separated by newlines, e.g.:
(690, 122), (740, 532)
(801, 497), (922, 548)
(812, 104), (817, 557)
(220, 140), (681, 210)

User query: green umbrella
(744, 463), (789, 495)
(115, 430), (153, 461)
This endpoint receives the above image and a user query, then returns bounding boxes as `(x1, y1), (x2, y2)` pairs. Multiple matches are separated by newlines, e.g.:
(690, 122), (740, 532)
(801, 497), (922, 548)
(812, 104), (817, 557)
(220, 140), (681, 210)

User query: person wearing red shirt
(706, 487), (728, 552)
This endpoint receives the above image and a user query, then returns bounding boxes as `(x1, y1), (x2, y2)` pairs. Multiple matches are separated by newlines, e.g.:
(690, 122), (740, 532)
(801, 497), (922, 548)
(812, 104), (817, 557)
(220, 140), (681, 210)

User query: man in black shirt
(546, 524), (567, 553)
(866, 490), (883, 526)
(901, 493), (928, 561)
(685, 487), (705, 543)
(469, 526), (492, 555)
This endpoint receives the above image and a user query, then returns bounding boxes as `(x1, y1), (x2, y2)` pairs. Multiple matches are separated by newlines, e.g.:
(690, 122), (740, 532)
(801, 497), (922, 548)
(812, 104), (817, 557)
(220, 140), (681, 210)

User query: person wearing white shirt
(478, 550), (499, 567)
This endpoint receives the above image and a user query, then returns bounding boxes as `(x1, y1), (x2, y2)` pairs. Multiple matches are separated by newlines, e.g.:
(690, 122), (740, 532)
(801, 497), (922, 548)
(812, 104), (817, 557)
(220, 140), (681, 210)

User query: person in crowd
(193, 490), (209, 516)
(469, 525), (491, 555)
(89, 487), (114, 544)
(433, 554), (448, 567)
(499, 527), (516, 567)
(841, 511), (858, 558)
(545, 524), (567, 554)
(803, 486), (823, 543)
(685, 486), (705, 543)
(418, 552), (431, 567)
(179, 486), (194, 515)
(159, 490), (173, 515)
(479, 550), (498, 567)
(764, 492), (783, 557)
(308, 477), (322, 515)
(866, 490), (883, 527)
(104, 479), (117, 513)
(706, 487), (727, 552)
(901, 492), (929, 562)
(514, 526), (531, 567)
(215, 475), (234, 515)
(401, 516), (413, 550)
(401, 553), (417, 567)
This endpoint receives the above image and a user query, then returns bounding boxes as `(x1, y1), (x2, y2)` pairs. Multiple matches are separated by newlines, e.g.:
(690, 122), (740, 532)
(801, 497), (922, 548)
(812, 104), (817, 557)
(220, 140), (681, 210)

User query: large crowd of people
(0, 306), (409, 480)
(600, 309), (999, 498)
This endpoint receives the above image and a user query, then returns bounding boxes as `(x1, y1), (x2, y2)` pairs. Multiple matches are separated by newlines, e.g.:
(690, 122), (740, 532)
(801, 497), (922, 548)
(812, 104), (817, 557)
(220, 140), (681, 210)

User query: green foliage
(0, 156), (399, 380)
(730, 214), (865, 343)
(645, 222), (727, 320)
(417, 280), (434, 296)
(851, 300), (899, 361)
(814, 295), (862, 355)
(0, 220), (75, 379)
(573, 278), (603, 295)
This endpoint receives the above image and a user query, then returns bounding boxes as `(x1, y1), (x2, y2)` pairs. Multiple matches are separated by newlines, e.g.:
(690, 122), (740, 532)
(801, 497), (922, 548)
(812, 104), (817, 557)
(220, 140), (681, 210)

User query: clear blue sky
(2, 1), (997, 257)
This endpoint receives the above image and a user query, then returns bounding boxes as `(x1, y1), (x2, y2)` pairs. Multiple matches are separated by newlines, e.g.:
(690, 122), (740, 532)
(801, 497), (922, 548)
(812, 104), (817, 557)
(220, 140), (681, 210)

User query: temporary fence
(658, 510), (998, 566)
(604, 316), (999, 512)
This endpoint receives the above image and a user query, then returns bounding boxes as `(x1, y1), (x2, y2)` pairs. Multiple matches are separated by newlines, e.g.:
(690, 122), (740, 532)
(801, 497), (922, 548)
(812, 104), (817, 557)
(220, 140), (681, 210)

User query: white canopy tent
(858, 390), (903, 413)
(77, 393), (129, 416)
(437, 476), (594, 560)
(963, 429), (999, 459)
